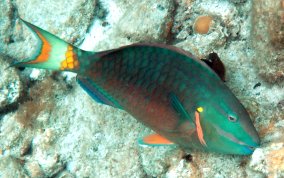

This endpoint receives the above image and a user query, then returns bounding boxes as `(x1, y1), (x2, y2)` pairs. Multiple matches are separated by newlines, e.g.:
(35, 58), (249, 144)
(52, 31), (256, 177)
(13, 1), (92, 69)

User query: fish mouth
(232, 132), (260, 154)
(213, 125), (259, 154)
(230, 136), (258, 154)
(233, 137), (259, 151)
(241, 145), (258, 155)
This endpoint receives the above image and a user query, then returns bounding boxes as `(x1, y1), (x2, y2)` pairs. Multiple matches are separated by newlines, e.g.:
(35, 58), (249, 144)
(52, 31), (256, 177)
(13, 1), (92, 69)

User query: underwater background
(0, 0), (284, 177)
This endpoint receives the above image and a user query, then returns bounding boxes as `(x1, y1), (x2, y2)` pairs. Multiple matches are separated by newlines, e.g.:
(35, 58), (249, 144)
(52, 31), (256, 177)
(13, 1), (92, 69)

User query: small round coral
(193, 15), (213, 34)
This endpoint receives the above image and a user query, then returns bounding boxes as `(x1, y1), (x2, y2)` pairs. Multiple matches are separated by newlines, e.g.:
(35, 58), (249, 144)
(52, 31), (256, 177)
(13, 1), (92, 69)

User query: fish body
(13, 19), (260, 155)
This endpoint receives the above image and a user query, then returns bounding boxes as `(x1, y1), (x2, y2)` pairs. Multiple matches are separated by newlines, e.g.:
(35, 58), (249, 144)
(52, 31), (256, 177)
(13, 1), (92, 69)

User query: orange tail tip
(12, 18), (81, 72)
(138, 133), (175, 146)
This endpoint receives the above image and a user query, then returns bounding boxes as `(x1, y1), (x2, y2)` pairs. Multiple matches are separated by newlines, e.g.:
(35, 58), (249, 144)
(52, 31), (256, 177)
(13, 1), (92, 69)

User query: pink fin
(138, 133), (174, 146)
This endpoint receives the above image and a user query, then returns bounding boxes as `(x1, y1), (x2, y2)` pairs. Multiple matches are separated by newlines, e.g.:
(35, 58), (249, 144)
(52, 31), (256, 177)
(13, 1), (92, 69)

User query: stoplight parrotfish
(12, 19), (260, 155)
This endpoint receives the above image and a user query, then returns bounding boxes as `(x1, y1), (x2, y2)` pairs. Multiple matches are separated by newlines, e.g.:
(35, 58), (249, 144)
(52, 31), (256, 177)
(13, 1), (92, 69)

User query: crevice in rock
(9, 0), (20, 44)
(166, 0), (179, 44)
(49, 162), (68, 178)
(0, 69), (34, 118)
(94, 0), (109, 21)
(0, 85), (30, 118)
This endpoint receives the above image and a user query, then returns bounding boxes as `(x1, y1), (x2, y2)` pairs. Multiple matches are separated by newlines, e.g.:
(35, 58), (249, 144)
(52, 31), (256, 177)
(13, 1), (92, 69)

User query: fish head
(197, 95), (260, 155)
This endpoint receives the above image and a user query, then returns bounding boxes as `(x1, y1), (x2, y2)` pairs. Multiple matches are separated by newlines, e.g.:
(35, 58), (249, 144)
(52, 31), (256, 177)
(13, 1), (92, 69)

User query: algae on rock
(252, 1), (284, 83)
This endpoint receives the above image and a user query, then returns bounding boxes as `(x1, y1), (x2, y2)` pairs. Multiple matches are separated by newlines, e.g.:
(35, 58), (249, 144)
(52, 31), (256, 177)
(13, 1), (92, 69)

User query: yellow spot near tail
(66, 57), (73, 63)
(62, 61), (67, 68)
(60, 45), (80, 70)
(68, 63), (74, 68)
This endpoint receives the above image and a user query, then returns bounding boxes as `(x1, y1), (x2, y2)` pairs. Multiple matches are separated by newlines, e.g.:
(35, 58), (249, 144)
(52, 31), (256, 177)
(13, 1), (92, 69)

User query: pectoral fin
(138, 133), (174, 146)
(168, 92), (195, 125)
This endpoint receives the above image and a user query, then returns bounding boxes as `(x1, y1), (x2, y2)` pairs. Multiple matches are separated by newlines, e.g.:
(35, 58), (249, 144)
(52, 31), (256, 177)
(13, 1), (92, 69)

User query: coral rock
(252, 1), (284, 83)
(0, 55), (21, 110)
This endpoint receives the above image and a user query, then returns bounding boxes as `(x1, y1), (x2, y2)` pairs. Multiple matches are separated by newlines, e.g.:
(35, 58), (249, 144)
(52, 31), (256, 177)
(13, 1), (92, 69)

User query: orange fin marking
(27, 30), (51, 64)
(143, 134), (174, 145)
(195, 111), (207, 146)
(60, 45), (80, 70)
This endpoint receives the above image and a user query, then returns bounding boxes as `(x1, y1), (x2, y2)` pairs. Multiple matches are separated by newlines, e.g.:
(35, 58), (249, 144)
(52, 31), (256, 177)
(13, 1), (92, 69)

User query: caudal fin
(12, 18), (82, 72)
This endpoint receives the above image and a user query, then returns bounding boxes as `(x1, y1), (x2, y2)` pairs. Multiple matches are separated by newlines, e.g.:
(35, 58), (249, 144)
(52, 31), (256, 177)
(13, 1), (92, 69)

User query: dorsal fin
(77, 76), (122, 109)
(201, 52), (226, 81)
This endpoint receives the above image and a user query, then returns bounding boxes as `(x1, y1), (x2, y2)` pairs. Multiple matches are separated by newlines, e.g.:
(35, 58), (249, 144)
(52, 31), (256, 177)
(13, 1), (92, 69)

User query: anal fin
(138, 133), (174, 146)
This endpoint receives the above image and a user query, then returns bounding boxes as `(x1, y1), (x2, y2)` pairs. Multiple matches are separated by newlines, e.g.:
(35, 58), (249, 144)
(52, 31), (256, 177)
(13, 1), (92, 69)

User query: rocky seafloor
(0, 0), (284, 177)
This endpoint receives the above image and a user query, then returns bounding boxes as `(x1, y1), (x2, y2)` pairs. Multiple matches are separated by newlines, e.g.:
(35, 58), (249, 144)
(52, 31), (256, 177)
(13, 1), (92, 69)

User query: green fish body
(13, 19), (260, 155)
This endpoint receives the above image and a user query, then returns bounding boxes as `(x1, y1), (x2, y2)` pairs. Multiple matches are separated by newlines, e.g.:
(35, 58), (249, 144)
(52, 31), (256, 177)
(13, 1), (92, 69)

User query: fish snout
(245, 123), (261, 150)
(242, 132), (260, 155)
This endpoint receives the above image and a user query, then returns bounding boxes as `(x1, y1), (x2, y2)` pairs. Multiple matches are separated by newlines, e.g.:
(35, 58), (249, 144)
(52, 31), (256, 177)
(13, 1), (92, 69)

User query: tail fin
(12, 18), (82, 72)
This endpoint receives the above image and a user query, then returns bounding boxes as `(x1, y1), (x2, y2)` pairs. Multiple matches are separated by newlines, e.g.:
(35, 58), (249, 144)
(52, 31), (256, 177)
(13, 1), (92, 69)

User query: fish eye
(228, 115), (238, 122)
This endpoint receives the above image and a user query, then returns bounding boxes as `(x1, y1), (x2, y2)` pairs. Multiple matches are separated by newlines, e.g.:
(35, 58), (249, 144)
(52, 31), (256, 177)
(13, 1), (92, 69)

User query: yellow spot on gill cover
(60, 45), (80, 70)
(197, 107), (203, 113)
